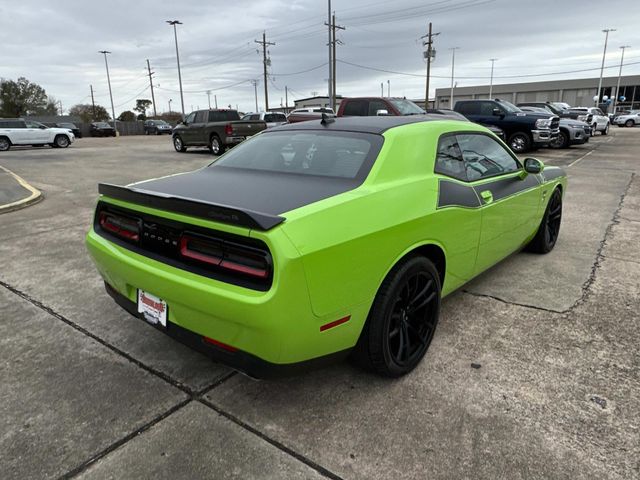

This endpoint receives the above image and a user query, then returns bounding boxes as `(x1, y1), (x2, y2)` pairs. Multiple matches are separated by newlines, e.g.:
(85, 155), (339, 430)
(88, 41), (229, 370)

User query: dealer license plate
(137, 289), (167, 327)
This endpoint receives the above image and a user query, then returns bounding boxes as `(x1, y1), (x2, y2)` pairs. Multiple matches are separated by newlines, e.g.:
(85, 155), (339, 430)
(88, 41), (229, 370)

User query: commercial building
(434, 75), (640, 111)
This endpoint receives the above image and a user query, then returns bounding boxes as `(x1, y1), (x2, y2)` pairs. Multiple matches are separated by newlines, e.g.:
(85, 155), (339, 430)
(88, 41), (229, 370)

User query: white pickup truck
(0, 118), (75, 151)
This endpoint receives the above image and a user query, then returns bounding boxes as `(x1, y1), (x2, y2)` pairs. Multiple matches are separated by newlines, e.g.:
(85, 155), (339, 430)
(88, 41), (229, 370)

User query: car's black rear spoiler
(98, 183), (285, 230)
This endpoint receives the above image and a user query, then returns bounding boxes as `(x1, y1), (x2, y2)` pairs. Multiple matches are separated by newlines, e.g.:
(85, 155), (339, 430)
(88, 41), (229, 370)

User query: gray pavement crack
(1, 280), (340, 480)
(198, 397), (345, 480)
(57, 398), (193, 480)
(0, 279), (194, 396)
(570, 172), (635, 310)
(461, 289), (565, 314)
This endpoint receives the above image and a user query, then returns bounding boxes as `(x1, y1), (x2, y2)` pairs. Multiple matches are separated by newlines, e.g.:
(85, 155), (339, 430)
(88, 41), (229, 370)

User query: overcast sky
(2, 0), (640, 116)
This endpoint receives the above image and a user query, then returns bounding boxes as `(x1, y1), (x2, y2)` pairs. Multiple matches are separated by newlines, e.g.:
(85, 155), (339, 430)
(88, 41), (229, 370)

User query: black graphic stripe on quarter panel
(437, 179), (481, 209)
(473, 173), (539, 203)
(541, 167), (566, 182)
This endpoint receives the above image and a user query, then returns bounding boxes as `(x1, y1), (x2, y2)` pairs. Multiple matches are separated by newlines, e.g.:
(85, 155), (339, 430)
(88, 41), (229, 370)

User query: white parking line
(568, 150), (593, 168)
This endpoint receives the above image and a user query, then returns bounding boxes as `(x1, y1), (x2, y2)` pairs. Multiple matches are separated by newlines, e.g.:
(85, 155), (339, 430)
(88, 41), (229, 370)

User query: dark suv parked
(454, 99), (559, 153)
(144, 119), (172, 135)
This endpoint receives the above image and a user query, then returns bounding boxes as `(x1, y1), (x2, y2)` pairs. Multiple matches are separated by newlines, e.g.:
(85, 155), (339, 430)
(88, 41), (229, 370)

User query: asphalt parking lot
(1, 129), (639, 479)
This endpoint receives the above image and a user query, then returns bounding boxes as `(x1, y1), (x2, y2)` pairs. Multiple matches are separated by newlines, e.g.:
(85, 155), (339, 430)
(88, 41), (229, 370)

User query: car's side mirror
(376, 109), (389, 116)
(492, 108), (503, 116)
(524, 157), (544, 174)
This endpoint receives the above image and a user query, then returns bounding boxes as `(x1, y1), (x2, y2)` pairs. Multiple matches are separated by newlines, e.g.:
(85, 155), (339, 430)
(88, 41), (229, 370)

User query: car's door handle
(480, 190), (493, 204)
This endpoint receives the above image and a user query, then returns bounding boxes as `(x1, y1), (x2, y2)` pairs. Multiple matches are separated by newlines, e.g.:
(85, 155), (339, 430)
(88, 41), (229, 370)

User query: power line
(337, 58), (640, 80)
(271, 62), (328, 76)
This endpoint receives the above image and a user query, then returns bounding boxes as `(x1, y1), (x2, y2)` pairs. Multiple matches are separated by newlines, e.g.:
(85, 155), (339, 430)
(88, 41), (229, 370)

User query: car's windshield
(211, 131), (383, 179)
(389, 99), (424, 115)
(58, 123), (76, 128)
(497, 100), (521, 113)
(95, 122), (111, 127)
(154, 120), (168, 125)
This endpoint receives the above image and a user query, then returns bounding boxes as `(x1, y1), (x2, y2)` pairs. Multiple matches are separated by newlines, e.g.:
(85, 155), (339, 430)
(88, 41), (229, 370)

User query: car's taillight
(180, 233), (270, 279)
(225, 124), (233, 136)
(99, 211), (140, 242)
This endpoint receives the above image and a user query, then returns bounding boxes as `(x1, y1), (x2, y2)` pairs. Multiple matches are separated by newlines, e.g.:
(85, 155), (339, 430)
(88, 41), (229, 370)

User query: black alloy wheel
(527, 188), (562, 253)
(386, 272), (439, 368)
(352, 256), (441, 377)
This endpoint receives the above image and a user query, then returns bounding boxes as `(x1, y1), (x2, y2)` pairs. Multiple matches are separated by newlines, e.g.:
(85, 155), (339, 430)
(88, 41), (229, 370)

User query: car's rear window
(211, 130), (383, 180)
(209, 111), (240, 122)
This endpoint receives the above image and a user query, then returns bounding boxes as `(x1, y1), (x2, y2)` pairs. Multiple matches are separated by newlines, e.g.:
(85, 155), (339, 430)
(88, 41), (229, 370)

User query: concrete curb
(0, 165), (43, 214)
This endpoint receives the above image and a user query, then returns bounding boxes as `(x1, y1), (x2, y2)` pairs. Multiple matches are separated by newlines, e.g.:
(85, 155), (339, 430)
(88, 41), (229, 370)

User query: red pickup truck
(337, 97), (425, 117)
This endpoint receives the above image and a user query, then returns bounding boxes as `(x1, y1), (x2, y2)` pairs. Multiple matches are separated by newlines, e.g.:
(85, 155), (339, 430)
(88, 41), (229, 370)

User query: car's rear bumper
(104, 281), (350, 378)
(85, 224), (366, 370)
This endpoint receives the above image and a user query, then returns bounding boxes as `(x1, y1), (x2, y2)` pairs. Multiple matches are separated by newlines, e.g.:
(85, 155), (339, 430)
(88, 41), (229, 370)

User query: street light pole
(166, 20), (185, 117)
(99, 50), (117, 132)
(489, 58), (497, 99)
(596, 28), (616, 106)
(168, 99), (172, 114)
(449, 47), (459, 107)
(613, 45), (630, 113)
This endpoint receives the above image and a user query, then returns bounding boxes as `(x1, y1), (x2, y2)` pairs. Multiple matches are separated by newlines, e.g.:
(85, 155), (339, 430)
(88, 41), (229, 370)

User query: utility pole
(255, 32), (275, 112)
(285, 86), (289, 113)
(489, 58), (497, 99)
(214, 95), (218, 108)
(99, 50), (117, 132)
(166, 20), (185, 116)
(387, 80), (390, 97)
(251, 79), (259, 112)
(206, 90), (211, 109)
(146, 59), (157, 117)
(90, 84), (96, 120)
(421, 22), (439, 108)
(381, 82), (384, 96)
(327, 0), (333, 111)
(168, 99), (172, 114)
(326, 12), (345, 109)
(58, 100), (63, 115)
(613, 45), (630, 113)
(449, 47), (460, 108)
(596, 28), (616, 106)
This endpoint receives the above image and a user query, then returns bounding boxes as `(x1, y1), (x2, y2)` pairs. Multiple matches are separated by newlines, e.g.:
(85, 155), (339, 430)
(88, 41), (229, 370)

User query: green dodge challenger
(86, 116), (566, 378)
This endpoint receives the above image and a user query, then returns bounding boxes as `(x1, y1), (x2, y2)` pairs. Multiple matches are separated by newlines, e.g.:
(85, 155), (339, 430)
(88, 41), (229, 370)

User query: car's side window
(195, 111), (207, 123)
(343, 100), (367, 116)
(368, 100), (388, 116)
(479, 102), (499, 115)
(250, 114), (260, 121)
(184, 112), (196, 124)
(435, 134), (467, 181)
(457, 133), (520, 181)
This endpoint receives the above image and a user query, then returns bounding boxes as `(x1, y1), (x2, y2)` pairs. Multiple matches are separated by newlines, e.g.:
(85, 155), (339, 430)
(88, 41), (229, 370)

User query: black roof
(272, 115), (448, 134)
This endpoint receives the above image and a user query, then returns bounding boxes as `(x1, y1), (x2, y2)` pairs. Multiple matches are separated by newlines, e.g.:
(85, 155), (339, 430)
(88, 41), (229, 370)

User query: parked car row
(613, 110), (640, 127)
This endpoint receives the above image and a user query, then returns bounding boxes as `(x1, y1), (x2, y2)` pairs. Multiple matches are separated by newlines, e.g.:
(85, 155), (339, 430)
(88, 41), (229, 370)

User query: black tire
(625, 119), (634, 128)
(550, 130), (569, 149)
(508, 132), (531, 153)
(527, 188), (563, 254)
(602, 123), (609, 135)
(210, 135), (225, 156)
(352, 256), (441, 377)
(54, 135), (70, 148)
(0, 136), (11, 151)
(173, 135), (187, 153)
